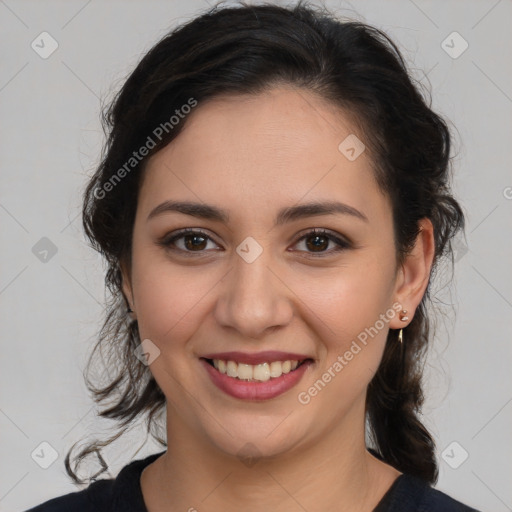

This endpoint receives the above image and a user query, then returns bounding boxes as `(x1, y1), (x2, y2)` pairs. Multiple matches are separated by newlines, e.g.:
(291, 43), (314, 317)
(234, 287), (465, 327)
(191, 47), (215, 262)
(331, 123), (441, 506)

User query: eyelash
(158, 228), (351, 258)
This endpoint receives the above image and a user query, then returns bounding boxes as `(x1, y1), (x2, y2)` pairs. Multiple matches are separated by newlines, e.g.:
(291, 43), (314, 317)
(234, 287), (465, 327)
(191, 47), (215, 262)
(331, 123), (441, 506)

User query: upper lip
(201, 351), (313, 365)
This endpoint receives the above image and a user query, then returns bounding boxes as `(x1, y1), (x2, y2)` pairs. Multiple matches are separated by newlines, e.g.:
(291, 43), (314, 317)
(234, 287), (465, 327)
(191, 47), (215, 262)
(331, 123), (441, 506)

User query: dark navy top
(25, 451), (481, 511)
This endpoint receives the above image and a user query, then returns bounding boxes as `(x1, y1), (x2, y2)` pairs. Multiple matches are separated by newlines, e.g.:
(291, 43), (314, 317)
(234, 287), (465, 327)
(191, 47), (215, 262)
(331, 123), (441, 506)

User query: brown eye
(159, 229), (220, 254)
(183, 233), (208, 251)
(305, 233), (330, 252)
(292, 229), (351, 256)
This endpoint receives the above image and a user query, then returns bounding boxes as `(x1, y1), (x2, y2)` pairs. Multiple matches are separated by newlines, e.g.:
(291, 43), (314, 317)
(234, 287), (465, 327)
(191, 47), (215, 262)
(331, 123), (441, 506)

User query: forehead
(140, 87), (390, 226)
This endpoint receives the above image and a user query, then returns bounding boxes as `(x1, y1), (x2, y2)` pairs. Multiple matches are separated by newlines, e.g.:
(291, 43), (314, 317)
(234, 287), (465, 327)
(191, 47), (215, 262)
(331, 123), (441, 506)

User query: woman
(27, 2), (480, 511)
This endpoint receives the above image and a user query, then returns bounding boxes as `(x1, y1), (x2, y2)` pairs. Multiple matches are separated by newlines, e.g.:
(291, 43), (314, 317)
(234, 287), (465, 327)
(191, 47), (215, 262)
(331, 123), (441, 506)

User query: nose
(213, 247), (294, 340)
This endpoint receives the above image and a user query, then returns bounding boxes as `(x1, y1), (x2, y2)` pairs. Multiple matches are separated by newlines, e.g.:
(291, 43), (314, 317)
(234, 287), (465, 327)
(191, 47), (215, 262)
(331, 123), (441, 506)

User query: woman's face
(123, 86), (422, 460)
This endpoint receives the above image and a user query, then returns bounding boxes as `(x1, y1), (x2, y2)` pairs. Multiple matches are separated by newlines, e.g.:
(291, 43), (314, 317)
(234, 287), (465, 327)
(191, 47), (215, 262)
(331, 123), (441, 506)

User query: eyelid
(158, 227), (352, 256)
(290, 228), (352, 256)
(158, 228), (221, 250)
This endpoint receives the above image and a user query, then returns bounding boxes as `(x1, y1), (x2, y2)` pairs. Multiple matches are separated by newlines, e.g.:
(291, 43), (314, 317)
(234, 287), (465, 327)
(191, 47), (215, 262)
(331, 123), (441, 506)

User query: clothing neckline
(110, 450), (424, 512)
(110, 451), (164, 511)
(372, 472), (406, 510)
(372, 472), (429, 511)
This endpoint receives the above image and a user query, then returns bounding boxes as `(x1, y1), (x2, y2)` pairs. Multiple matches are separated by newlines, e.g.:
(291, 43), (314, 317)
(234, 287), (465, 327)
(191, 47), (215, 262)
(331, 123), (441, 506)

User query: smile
(208, 358), (305, 381)
(200, 353), (314, 401)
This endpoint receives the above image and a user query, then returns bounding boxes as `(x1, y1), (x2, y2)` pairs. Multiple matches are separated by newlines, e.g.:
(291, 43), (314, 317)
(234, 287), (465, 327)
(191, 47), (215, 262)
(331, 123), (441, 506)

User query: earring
(127, 307), (136, 319)
(399, 309), (409, 322)
(398, 309), (408, 344)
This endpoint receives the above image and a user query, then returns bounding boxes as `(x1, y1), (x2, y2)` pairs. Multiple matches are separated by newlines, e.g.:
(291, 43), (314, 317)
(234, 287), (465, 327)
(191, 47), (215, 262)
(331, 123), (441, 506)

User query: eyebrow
(147, 200), (368, 224)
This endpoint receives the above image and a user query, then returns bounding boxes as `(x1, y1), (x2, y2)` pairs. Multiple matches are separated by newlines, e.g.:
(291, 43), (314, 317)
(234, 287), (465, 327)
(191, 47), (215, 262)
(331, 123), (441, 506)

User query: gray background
(1, 0), (511, 510)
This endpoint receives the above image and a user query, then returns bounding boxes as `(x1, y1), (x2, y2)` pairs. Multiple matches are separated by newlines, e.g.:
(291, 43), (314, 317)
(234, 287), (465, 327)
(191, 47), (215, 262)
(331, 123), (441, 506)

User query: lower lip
(201, 359), (312, 401)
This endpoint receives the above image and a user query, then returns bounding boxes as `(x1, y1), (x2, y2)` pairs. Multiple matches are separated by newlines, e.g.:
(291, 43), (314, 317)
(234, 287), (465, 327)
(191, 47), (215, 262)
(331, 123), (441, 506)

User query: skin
(121, 85), (435, 512)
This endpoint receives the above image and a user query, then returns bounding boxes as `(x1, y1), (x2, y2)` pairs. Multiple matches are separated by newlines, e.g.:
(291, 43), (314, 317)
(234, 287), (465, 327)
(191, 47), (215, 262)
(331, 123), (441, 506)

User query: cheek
(296, 259), (395, 391)
(300, 260), (395, 338)
(297, 279), (391, 416)
(130, 246), (216, 347)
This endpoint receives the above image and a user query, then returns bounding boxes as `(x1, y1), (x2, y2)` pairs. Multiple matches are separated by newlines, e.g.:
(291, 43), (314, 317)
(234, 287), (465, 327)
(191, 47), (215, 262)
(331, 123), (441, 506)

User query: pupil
(307, 235), (328, 252)
(185, 234), (206, 250)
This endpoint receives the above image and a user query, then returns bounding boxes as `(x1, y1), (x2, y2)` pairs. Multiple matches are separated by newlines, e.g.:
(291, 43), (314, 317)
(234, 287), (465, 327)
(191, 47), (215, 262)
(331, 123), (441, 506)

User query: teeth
(269, 361), (282, 378)
(253, 363), (270, 381)
(237, 363), (253, 380)
(211, 359), (304, 381)
(227, 360), (238, 378)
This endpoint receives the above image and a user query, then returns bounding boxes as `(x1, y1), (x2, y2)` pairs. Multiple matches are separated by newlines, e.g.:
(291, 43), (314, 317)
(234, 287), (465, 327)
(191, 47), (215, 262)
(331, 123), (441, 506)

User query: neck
(141, 399), (400, 512)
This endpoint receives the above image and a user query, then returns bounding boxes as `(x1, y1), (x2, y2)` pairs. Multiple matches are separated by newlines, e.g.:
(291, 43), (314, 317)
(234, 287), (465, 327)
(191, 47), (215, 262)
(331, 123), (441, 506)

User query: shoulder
(24, 479), (113, 512)
(24, 451), (165, 512)
(376, 473), (482, 512)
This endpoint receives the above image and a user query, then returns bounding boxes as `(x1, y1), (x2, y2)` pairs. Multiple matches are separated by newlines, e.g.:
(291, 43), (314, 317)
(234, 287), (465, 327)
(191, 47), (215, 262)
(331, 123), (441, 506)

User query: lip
(200, 358), (313, 401)
(200, 351), (312, 365)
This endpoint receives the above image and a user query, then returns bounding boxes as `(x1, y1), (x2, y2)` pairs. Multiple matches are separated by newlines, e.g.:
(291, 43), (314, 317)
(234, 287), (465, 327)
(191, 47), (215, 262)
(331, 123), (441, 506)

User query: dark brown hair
(67, 0), (465, 485)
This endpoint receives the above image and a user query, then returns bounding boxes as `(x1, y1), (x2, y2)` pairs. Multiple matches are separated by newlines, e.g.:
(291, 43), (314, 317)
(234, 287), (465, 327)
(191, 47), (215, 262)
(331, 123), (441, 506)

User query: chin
(199, 413), (308, 462)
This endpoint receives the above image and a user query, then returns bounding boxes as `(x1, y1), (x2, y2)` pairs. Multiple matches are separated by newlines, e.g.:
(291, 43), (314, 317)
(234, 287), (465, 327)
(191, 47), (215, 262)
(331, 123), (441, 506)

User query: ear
(389, 218), (435, 329)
